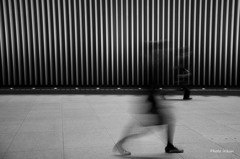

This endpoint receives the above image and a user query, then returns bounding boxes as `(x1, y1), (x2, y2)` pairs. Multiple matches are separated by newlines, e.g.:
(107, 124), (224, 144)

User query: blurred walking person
(113, 41), (184, 156)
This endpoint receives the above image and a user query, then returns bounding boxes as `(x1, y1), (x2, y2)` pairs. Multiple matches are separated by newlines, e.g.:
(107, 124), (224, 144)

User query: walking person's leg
(165, 122), (183, 153)
(113, 91), (159, 156)
(158, 99), (184, 153)
(113, 121), (151, 155)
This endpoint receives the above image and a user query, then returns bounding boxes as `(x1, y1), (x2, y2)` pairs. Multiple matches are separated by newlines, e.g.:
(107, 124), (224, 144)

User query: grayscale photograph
(0, 0), (240, 158)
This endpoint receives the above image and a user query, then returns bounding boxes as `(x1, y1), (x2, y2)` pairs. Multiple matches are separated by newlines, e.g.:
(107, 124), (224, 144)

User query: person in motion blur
(113, 89), (184, 155)
(113, 41), (184, 156)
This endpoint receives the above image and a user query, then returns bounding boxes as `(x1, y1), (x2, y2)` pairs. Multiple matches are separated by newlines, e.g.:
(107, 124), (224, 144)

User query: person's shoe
(113, 143), (131, 156)
(165, 145), (184, 153)
(183, 97), (192, 100)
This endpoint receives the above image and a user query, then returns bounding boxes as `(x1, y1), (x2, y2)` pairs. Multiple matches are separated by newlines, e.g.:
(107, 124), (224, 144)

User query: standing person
(177, 67), (192, 100)
(175, 48), (192, 100)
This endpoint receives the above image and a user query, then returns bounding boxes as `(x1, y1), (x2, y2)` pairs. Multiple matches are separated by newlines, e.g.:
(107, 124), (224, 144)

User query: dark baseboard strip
(0, 88), (240, 96)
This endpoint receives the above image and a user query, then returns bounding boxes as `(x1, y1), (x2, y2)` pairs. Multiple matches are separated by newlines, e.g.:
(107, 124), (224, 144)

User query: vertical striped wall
(0, 0), (240, 87)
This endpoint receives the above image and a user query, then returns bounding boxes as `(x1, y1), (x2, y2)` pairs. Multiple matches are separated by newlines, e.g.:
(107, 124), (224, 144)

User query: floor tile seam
(17, 129), (63, 133)
(63, 144), (114, 148)
(180, 125), (224, 145)
(184, 117), (226, 128)
(1, 101), (36, 106)
(4, 148), (63, 154)
(2, 104), (34, 159)
(225, 124), (240, 127)
(183, 127), (216, 137)
(189, 124), (240, 134)
(233, 152), (240, 158)
(202, 111), (240, 119)
(213, 121), (240, 126)
(61, 101), (91, 104)
(61, 130), (108, 135)
(222, 125), (240, 134)
(201, 134), (240, 141)
(89, 102), (106, 117)
(94, 108), (116, 149)
(211, 108), (239, 114)
(60, 102), (66, 159)
(104, 127), (120, 146)
(178, 154), (185, 159)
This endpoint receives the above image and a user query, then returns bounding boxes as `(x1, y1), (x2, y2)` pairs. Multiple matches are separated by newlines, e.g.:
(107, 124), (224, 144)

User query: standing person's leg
(183, 86), (192, 100)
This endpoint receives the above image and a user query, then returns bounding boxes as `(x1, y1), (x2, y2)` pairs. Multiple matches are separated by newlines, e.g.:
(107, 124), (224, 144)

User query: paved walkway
(0, 95), (240, 159)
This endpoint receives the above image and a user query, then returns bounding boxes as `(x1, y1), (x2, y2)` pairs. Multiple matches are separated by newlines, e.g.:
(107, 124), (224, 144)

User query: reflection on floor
(0, 95), (240, 159)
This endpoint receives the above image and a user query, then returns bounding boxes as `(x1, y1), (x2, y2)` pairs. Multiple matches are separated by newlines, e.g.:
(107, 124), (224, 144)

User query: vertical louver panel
(0, 0), (240, 87)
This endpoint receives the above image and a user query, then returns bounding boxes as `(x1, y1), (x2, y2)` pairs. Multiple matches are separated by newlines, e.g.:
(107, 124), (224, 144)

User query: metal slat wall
(0, 0), (240, 87)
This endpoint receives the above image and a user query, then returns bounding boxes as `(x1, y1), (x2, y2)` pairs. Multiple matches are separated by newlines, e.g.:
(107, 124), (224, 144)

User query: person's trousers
(183, 87), (190, 99)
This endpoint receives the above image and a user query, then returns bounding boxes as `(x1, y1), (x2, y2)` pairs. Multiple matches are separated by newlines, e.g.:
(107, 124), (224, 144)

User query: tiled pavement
(0, 94), (240, 159)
